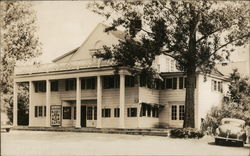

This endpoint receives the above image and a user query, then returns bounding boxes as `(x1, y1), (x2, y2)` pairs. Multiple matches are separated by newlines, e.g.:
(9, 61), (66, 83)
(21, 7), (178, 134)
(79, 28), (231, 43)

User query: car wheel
(6, 128), (10, 132)
(237, 141), (244, 147)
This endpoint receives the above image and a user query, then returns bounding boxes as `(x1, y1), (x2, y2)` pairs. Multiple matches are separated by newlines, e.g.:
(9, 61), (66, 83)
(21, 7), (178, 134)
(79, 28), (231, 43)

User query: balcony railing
(14, 59), (114, 75)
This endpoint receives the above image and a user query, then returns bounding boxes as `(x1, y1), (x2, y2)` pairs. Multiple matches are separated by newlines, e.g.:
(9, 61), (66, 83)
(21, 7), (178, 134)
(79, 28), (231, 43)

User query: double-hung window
(34, 81), (46, 92)
(102, 108), (111, 117)
(81, 77), (96, 90)
(127, 108), (137, 117)
(51, 80), (58, 91)
(103, 76), (120, 89)
(65, 79), (76, 91)
(171, 105), (185, 120)
(125, 76), (135, 87)
(114, 108), (120, 117)
(34, 106), (46, 117)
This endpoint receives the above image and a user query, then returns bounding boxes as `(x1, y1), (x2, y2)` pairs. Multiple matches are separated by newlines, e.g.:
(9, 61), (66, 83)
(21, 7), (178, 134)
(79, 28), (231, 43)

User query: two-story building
(13, 23), (228, 129)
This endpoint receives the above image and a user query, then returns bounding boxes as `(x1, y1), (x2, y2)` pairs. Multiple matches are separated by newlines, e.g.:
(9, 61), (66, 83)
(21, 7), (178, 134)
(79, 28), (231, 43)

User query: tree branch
(195, 33), (250, 68)
(196, 28), (223, 44)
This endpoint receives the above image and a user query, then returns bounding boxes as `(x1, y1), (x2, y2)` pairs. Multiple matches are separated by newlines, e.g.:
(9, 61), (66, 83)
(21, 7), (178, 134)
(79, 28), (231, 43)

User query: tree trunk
(183, 68), (196, 128)
(183, 5), (198, 128)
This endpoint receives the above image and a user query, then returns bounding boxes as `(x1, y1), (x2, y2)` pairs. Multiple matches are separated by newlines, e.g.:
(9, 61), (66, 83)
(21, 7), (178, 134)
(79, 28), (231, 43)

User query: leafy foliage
(88, 0), (250, 128)
(0, 1), (41, 124)
(170, 128), (204, 138)
(205, 69), (250, 134)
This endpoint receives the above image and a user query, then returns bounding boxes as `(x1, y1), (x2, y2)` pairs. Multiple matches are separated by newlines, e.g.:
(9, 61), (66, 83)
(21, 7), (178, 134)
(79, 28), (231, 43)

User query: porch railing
(14, 59), (115, 75)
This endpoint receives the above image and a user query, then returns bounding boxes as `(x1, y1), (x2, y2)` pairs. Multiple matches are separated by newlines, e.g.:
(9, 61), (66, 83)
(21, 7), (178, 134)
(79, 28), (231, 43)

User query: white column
(76, 77), (81, 128)
(119, 74), (125, 128)
(13, 82), (18, 126)
(29, 81), (34, 126)
(46, 80), (51, 127)
(97, 76), (102, 128)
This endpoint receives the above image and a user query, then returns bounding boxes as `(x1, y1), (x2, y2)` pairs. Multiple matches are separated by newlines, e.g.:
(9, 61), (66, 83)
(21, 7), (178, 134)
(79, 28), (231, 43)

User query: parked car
(1, 112), (12, 132)
(215, 118), (247, 147)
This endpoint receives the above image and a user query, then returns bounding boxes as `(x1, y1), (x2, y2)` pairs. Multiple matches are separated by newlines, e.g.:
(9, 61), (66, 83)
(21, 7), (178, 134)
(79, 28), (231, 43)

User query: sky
(33, 1), (104, 63)
(33, 1), (249, 64)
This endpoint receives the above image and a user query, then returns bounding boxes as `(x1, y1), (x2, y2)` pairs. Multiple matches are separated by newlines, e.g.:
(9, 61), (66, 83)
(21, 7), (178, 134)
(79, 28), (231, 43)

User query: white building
(13, 23), (228, 129)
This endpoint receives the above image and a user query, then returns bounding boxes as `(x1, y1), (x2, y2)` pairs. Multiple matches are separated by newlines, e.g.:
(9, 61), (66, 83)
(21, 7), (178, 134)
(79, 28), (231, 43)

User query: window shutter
(44, 106), (46, 117)
(35, 106), (38, 117)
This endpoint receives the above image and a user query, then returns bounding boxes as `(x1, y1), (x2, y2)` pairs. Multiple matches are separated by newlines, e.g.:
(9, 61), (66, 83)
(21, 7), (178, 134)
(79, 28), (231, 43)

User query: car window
(223, 121), (243, 127)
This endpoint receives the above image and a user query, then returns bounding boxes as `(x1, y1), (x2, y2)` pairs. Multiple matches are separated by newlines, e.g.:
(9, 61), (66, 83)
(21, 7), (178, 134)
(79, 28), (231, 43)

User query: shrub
(170, 128), (204, 139)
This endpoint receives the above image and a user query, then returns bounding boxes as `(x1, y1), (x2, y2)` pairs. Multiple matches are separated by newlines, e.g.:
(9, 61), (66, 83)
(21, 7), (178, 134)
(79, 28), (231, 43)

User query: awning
(140, 102), (164, 108)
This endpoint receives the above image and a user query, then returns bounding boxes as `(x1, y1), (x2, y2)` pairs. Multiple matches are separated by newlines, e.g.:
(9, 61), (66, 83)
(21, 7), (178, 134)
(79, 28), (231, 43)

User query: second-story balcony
(14, 59), (115, 76)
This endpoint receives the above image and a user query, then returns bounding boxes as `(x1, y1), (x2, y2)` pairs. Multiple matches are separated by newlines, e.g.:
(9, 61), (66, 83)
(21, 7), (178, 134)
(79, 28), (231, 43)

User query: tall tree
(88, 0), (250, 128)
(0, 1), (41, 123)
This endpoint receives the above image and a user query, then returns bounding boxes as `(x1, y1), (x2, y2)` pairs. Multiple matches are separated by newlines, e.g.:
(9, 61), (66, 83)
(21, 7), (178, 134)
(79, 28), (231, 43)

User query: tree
(205, 69), (250, 133)
(0, 1), (41, 124)
(88, 0), (250, 128)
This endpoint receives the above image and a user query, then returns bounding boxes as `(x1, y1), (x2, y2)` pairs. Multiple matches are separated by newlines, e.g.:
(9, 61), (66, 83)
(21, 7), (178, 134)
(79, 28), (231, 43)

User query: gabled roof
(52, 23), (125, 63)
(52, 47), (79, 63)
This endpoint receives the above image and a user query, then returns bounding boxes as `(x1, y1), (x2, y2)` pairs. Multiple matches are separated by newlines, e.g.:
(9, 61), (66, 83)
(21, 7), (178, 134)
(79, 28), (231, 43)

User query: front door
(81, 106), (86, 127)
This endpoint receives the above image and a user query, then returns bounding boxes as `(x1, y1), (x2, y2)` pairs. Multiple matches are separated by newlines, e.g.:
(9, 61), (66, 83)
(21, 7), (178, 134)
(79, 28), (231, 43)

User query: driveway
(1, 130), (249, 156)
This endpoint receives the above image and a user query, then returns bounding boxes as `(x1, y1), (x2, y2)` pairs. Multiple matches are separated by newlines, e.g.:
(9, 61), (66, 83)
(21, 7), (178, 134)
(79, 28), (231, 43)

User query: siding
(138, 87), (160, 128)
(197, 75), (225, 129)
(159, 76), (199, 128)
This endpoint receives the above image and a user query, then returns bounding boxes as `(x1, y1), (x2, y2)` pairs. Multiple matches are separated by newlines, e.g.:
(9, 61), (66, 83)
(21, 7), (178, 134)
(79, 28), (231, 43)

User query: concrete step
(13, 126), (170, 137)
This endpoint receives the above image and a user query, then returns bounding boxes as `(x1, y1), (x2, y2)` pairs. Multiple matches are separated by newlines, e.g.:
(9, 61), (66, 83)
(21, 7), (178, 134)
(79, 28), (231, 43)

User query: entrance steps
(13, 126), (170, 137)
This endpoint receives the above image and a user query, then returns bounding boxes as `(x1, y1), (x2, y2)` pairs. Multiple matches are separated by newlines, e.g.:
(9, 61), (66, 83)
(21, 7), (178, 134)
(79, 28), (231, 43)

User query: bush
(170, 128), (204, 139)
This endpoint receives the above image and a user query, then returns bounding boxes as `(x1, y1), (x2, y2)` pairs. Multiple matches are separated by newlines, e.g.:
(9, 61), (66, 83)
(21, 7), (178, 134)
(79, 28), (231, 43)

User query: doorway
(81, 106), (86, 127)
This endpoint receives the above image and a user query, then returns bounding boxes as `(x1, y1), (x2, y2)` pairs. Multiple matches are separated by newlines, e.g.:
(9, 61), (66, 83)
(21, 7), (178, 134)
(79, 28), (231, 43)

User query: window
(147, 106), (151, 117)
(140, 105), (147, 116)
(125, 76), (135, 87)
(164, 78), (177, 89)
(114, 108), (120, 117)
(179, 77), (184, 89)
(152, 107), (159, 118)
(127, 108), (137, 117)
(102, 108), (111, 117)
(81, 77), (96, 90)
(179, 105), (185, 120)
(212, 80), (223, 92)
(94, 106), (97, 120)
(34, 81), (46, 92)
(218, 82), (223, 92)
(152, 107), (156, 117)
(74, 107), (76, 120)
(165, 78), (173, 89)
(63, 107), (72, 119)
(87, 107), (93, 120)
(173, 78), (177, 89)
(34, 106), (46, 117)
(103, 76), (120, 89)
(171, 105), (177, 120)
(51, 80), (58, 91)
(65, 79), (76, 91)
(38, 106), (43, 117)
